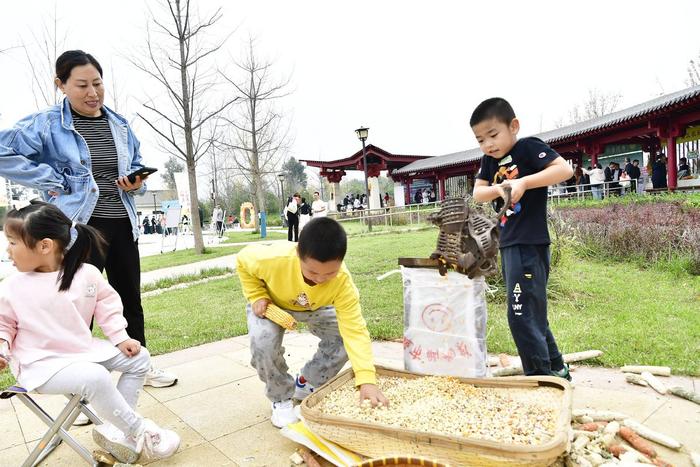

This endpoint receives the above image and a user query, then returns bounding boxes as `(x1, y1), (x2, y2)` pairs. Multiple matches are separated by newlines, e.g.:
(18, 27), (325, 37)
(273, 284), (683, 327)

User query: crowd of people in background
(551, 153), (696, 199)
(413, 187), (437, 204)
(284, 191), (329, 241)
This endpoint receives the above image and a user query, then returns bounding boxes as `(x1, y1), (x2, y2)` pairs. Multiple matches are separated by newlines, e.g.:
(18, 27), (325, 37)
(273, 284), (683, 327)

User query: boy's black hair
(5, 200), (105, 291)
(469, 97), (516, 127)
(297, 217), (346, 262)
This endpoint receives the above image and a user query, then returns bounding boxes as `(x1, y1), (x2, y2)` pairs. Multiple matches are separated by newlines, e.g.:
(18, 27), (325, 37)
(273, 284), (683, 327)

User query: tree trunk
(177, 1), (204, 253)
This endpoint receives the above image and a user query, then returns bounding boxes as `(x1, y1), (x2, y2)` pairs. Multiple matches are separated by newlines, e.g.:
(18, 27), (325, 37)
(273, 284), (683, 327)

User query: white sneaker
(136, 419), (181, 462)
(270, 399), (299, 428)
(92, 423), (140, 464)
(293, 374), (315, 401)
(144, 367), (178, 388)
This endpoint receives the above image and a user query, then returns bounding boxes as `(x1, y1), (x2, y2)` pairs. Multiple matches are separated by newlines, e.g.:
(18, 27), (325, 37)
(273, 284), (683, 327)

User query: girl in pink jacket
(0, 201), (179, 463)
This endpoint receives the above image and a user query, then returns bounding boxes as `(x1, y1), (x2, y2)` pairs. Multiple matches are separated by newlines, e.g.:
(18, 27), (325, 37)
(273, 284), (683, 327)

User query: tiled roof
(393, 84), (700, 175)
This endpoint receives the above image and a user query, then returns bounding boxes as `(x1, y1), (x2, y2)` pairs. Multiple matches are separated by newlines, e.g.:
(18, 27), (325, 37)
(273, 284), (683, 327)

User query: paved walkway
(1, 333), (698, 466)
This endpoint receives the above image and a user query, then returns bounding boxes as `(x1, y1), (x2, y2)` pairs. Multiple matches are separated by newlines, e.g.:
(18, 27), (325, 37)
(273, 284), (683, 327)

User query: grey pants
(36, 349), (151, 436)
(246, 305), (348, 402)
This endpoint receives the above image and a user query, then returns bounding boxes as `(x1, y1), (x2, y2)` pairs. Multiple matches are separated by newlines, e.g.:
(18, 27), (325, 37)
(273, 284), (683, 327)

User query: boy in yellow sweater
(236, 217), (388, 427)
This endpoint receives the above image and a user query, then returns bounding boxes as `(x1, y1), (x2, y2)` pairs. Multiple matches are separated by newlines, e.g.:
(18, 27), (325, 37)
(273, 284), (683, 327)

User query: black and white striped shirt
(71, 109), (128, 218)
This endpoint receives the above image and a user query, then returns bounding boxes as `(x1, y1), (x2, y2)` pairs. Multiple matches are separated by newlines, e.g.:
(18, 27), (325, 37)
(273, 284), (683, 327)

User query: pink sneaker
(93, 419), (180, 463)
(136, 419), (181, 461)
(92, 423), (140, 464)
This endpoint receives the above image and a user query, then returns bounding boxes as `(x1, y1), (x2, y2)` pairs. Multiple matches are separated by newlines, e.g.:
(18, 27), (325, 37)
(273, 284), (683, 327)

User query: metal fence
(327, 202), (441, 234)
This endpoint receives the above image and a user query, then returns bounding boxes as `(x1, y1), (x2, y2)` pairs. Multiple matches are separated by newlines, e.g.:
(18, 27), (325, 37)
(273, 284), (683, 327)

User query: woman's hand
(116, 175), (146, 192)
(117, 338), (142, 357)
(0, 355), (8, 371)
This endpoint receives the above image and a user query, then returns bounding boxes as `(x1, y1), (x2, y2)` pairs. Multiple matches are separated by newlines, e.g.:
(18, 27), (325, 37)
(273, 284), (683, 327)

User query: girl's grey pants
(246, 305), (348, 402)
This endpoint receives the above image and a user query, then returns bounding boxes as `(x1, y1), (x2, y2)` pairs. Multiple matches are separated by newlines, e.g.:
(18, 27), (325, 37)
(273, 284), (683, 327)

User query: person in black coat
(604, 162), (622, 196)
(627, 159), (641, 193)
(285, 194), (300, 242)
(651, 156), (667, 189)
(413, 190), (422, 204)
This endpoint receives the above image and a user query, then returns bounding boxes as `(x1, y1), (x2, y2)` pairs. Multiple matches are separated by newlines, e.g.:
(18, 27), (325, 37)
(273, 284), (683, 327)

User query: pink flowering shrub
(551, 201), (700, 274)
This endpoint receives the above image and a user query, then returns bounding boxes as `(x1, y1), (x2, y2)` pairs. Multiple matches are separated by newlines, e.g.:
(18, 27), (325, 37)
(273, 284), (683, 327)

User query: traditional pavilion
(300, 145), (429, 210)
(304, 85), (700, 207)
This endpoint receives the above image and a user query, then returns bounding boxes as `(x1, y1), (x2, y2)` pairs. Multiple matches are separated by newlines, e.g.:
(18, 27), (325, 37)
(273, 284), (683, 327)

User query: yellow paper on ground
(280, 421), (364, 467)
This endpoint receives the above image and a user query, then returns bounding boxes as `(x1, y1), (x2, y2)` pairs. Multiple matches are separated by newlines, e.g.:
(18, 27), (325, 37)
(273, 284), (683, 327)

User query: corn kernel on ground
(316, 375), (562, 446)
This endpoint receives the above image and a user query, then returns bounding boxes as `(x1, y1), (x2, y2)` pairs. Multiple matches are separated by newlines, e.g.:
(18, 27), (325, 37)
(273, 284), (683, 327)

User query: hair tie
(66, 221), (78, 251)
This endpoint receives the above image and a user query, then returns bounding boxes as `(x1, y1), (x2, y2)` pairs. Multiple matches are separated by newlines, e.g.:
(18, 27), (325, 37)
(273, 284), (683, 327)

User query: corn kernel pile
(317, 375), (562, 445)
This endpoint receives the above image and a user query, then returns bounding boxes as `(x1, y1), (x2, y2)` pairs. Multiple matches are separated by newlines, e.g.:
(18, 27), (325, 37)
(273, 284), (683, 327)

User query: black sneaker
(551, 363), (572, 381)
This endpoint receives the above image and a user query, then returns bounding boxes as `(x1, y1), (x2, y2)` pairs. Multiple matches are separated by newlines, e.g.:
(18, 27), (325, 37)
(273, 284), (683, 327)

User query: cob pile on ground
(567, 409), (692, 466)
(264, 303), (297, 330)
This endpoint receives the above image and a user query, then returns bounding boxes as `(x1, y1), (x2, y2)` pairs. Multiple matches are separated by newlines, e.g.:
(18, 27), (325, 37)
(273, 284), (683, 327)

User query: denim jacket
(0, 98), (147, 240)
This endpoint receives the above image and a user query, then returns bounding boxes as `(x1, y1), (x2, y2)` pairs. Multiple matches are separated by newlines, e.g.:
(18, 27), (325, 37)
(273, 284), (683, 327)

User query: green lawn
(140, 245), (244, 272)
(141, 230), (700, 374)
(221, 230), (287, 243)
(2, 228), (698, 389)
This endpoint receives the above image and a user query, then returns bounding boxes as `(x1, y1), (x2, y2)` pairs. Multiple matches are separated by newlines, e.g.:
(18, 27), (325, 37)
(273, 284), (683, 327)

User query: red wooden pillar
(656, 120), (683, 190)
(405, 178), (412, 205)
(438, 176), (446, 200)
(582, 143), (603, 167)
(667, 136), (678, 190)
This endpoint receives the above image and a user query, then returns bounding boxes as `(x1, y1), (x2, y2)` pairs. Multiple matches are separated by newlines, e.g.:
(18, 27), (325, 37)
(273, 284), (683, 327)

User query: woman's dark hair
(55, 50), (103, 83)
(4, 200), (105, 291)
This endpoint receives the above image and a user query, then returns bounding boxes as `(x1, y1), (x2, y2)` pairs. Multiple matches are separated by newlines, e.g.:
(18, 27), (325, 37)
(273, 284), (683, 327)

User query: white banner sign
(173, 172), (191, 216)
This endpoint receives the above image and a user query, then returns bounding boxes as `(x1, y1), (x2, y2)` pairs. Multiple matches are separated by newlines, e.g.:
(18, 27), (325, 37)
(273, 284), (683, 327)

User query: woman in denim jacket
(0, 50), (176, 389)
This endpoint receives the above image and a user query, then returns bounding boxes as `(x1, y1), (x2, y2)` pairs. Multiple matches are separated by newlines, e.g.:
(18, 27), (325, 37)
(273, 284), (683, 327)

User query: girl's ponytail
(60, 222), (105, 291)
(4, 200), (105, 291)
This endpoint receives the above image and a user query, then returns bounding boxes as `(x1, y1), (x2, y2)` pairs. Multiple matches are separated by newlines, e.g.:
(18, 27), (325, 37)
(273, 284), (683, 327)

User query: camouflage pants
(246, 305), (348, 402)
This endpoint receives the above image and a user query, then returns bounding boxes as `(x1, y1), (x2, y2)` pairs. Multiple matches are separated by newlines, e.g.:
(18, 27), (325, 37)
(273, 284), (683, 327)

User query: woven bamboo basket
(300, 366), (572, 467)
(355, 456), (448, 467)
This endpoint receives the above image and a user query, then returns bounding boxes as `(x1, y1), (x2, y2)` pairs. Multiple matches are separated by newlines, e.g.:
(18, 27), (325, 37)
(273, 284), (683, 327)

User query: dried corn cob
(264, 303), (297, 330)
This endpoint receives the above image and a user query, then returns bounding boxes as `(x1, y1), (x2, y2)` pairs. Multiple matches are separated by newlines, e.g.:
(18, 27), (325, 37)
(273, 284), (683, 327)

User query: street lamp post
(355, 126), (372, 232)
(277, 173), (286, 222)
(152, 192), (157, 214)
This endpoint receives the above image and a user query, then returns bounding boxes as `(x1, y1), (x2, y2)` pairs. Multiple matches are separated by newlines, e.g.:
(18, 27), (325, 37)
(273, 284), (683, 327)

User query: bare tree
(687, 52), (700, 87)
(562, 89), (622, 126)
(218, 38), (291, 232)
(130, 0), (238, 253)
(21, 3), (66, 109)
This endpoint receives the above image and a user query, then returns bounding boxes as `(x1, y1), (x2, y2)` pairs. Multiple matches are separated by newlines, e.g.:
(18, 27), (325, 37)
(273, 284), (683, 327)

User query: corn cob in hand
(265, 303), (297, 330)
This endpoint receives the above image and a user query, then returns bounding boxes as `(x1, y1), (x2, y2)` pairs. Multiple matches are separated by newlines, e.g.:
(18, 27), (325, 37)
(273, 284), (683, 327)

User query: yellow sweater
(236, 242), (376, 386)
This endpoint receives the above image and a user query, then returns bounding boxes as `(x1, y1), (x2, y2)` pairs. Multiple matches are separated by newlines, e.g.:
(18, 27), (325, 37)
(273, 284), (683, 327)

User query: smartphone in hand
(126, 167), (158, 183)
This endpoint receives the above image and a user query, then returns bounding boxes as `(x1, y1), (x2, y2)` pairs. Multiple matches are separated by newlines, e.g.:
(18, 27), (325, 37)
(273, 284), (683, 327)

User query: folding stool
(1, 386), (102, 466)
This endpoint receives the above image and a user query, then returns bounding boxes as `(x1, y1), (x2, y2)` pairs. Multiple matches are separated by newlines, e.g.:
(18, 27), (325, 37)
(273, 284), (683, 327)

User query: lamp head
(355, 126), (369, 141)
